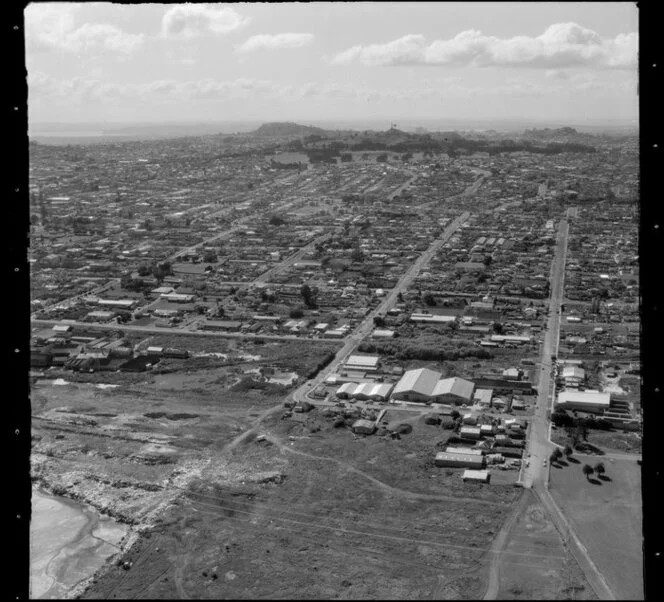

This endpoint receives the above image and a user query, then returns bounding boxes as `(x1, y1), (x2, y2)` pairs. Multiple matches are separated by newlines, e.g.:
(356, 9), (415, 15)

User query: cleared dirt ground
(549, 457), (643, 600)
(84, 425), (512, 600)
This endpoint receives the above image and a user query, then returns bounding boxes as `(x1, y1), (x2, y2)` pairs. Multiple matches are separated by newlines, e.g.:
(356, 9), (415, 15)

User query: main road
(519, 211), (615, 600)
(522, 215), (569, 488)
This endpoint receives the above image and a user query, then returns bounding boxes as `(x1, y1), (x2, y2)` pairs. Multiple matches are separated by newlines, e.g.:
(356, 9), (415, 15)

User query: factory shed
(410, 313), (457, 324)
(336, 382), (357, 399)
(462, 470), (491, 483)
(556, 390), (610, 414)
(460, 425), (482, 439)
(345, 355), (380, 371)
(431, 377), (475, 404)
(435, 452), (485, 469)
(473, 388), (493, 406)
(391, 368), (440, 402)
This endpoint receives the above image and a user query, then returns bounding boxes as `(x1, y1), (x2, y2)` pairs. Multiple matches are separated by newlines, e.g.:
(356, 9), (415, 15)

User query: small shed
(352, 419), (376, 435)
(462, 469), (491, 483)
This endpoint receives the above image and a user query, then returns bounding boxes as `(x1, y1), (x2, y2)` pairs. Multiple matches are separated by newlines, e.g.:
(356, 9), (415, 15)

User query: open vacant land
(496, 491), (597, 600)
(84, 419), (516, 600)
(549, 457), (643, 600)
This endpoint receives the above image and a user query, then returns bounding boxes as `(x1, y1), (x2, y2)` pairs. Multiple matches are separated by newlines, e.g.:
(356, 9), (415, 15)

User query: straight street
(519, 212), (616, 600)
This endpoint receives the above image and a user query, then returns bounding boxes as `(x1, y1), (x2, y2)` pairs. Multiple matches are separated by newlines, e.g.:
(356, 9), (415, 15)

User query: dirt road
(482, 490), (529, 600)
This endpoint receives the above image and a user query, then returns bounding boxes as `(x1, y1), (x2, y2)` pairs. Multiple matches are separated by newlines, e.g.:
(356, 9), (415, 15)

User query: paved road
(517, 213), (615, 600)
(522, 216), (569, 489)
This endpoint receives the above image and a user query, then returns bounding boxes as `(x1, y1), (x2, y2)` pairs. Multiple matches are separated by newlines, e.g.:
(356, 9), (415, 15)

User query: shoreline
(31, 486), (132, 599)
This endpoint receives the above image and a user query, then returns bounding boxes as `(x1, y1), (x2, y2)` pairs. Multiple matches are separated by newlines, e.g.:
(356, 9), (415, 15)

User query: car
(543, 459), (548, 466)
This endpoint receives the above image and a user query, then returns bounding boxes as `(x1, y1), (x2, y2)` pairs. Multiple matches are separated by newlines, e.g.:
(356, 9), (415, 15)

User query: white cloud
(161, 4), (249, 39)
(330, 23), (637, 70)
(330, 34), (426, 66)
(25, 3), (144, 53)
(236, 33), (314, 53)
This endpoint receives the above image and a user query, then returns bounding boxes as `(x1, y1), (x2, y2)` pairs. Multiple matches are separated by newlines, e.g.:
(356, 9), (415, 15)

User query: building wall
(392, 391), (431, 403)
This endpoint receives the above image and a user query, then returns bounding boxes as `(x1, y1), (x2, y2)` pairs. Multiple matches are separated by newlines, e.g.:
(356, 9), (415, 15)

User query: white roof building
(556, 390), (610, 413)
(462, 469), (491, 483)
(345, 355), (380, 371)
(431, 377), (475, 403)
(392, 368), (441, 401)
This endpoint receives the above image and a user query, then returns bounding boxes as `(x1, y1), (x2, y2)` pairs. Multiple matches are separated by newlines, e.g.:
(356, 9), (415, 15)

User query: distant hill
(251, 122), (329, 138)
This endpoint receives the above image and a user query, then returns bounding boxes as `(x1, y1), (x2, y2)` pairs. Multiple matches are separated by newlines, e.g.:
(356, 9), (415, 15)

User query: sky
(25, 2), (639, 126)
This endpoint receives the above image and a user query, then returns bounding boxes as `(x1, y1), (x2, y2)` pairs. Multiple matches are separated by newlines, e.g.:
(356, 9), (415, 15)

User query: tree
(594, 462), (605, 476)
(582, 464), (594, 480)
(550, 452), (560, 464)
(373, 315), (386, 328)
(493, 322), (505, 335)
(300, 284), (317, 309)
(350, 246), (364, 263)
(564, 444), (574, 458)
(203, 251), (217, 263)
(137, 264), (151, 277)
(289, 308), (304, 319)
(423, 293), (437, 307)
(269, 214), (286, 226)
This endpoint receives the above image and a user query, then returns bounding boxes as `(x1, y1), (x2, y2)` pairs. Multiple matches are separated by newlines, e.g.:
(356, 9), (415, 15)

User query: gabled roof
(432, 377), (475, 400)
(393, 368), (441, 396)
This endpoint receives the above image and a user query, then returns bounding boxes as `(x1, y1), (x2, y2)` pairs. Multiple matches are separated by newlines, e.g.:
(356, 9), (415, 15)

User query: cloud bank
(236, 33), (314, 53)
(25, 4), (144, 53)
(330, 23), (637, 69)
(161, 4), (250, 39)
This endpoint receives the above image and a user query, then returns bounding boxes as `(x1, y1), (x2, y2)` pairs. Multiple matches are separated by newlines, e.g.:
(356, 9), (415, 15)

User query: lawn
(549, 457), (643, 600)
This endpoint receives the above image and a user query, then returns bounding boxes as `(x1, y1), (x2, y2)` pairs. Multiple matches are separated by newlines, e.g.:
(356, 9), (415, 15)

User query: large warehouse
(555, 390), (611, 414)
(391, 368), (475, 404)
(431, 377), (475, 404)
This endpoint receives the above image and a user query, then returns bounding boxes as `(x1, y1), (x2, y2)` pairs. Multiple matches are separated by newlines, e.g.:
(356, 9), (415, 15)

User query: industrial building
(336, 382), (393, 402)
(391, 368), (441, 402)
(434, 452), (485, 469)
(344, 355), (380, 372)
(462, 469), (491, 483)
(431, 377), (475, 404)
(556, 390), (611, 414)
(391, 368), (475, 404)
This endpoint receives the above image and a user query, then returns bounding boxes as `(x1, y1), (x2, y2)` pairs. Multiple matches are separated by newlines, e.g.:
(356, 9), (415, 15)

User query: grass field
(549, 457), (643, 600)
(497, 491), (597, 600)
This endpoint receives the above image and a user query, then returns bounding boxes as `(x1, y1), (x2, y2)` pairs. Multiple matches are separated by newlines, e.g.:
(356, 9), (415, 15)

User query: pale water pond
(31, 488), (128, 599)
